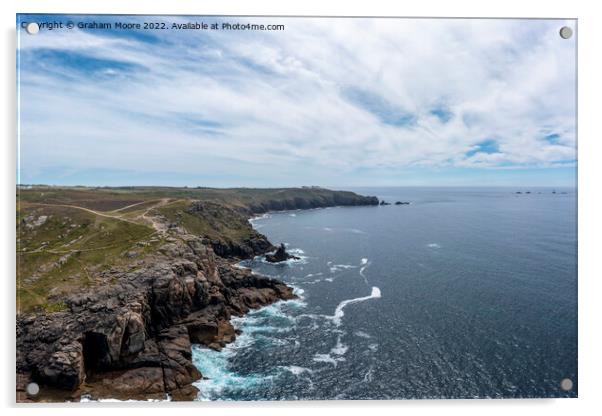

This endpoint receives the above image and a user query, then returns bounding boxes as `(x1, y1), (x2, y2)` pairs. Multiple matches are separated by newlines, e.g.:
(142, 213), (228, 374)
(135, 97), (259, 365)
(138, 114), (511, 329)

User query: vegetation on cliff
(16, 185), (378, 401)
(17, 186), (376, 313)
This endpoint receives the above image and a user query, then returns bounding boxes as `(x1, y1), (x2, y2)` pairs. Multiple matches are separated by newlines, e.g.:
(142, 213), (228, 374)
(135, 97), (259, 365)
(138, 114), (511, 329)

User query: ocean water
(192, 187), (577, 400)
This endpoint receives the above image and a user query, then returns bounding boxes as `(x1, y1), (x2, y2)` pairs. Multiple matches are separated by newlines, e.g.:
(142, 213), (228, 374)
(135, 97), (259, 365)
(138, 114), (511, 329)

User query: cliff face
(16, 234), (293, 401)
(16, 186), (379, 402)
(242, 192), (379, 215)
(160, 194), (379, 260)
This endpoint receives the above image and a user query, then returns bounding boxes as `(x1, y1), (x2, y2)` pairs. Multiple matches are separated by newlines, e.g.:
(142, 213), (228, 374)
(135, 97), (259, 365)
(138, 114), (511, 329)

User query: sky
(17, 15), (577, 187)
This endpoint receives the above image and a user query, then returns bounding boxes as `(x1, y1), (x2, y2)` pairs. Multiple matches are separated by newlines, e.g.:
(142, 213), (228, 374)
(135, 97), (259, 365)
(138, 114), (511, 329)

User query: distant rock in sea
(265, 243), (300, 263)
(394, 201), (410, 205)
(380, 200), (391, 206)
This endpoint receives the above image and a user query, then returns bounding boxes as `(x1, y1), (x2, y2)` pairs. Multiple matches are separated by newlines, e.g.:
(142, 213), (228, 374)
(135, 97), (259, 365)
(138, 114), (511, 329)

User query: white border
(2, 1), (601, 415)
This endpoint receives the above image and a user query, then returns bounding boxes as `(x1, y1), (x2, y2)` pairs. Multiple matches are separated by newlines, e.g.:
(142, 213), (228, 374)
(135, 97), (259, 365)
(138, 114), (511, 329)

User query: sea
(191, 187), (577, 400)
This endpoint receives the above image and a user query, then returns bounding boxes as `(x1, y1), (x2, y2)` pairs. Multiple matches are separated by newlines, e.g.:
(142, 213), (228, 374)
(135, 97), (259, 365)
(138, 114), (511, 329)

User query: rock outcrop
(208, 234), (273, 259)
(265, 243), (300, 263)
(16, 234), (294, 402)
(16, 187), (380, 402)
(244, 193), (379, 215)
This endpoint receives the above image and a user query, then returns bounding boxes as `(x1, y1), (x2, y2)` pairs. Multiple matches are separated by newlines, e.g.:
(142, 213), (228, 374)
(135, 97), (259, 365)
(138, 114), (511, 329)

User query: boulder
(265, 243), (300, 263)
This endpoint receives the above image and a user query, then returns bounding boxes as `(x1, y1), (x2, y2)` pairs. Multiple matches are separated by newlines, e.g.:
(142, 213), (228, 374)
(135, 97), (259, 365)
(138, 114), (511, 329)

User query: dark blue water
(192, 187), (577, 400)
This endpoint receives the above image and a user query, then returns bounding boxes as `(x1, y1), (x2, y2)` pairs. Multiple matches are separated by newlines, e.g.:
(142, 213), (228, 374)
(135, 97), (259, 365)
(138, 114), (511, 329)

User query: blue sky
(17, 15), (577, 187)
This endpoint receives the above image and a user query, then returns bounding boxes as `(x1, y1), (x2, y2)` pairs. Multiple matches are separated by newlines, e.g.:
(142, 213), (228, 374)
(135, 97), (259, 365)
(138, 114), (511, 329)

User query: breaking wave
(359, 258), (370, 285)
(331, 287), (381, 326)
(329, 264), (357, 273)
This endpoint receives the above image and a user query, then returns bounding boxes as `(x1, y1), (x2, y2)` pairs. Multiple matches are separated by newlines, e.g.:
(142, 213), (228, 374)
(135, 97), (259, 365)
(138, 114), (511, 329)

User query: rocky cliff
(16, 186), (379, 402)
(17, 233), (294, 401)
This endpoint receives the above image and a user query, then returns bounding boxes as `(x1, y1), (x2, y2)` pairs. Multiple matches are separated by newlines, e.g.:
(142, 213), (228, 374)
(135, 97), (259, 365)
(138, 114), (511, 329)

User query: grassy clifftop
(18, 186), (378, 213)
(17, 186), (378, 312)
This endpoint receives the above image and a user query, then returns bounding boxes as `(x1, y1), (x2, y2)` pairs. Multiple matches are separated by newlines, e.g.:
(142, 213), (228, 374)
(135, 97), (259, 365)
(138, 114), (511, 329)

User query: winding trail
(20, 200), (174, 254)
(110, 200), (158, 213)
(26, 203), (141, 225)
(27, 199), (173, 233)
(140, 198), (171, 233)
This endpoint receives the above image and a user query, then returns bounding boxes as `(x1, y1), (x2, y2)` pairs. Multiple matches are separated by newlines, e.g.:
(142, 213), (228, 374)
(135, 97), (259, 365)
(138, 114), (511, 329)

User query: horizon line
(16, 183), (577, 189)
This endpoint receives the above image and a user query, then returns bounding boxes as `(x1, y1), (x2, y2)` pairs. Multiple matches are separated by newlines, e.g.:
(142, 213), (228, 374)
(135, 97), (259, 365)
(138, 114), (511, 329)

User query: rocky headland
(16, 186), (379, 402)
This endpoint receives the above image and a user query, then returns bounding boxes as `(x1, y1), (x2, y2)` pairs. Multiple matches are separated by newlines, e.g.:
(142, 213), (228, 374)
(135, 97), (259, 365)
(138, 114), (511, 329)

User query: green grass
(17, 203), (156, 313)
(18, 186), (374, 213)
(16, 185), (375, 313)
(154, 200), (256, 243)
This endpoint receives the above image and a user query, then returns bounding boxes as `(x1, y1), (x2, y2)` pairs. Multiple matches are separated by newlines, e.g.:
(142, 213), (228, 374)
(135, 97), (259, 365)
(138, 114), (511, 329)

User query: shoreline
(192, 285), (307, 401)
(17, 186), (379, 402)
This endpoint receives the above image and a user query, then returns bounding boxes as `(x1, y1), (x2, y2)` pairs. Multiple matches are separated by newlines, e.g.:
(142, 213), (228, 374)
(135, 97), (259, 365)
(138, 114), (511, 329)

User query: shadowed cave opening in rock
(82, 331), (110, 373)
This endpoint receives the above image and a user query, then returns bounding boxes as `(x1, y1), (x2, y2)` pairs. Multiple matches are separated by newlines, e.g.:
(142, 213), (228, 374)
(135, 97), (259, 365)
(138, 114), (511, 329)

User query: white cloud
(17, 17), (576, 185)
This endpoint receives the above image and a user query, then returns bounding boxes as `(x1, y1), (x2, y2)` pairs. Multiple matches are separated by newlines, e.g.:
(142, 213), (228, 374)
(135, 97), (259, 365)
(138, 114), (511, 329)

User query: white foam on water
(323, 227), (333, 232)
(289, 213), (297, 217)
(286, 297), (307, 309)
(312, 353), (344, 367)
(359, 268), (369, 284)
(325, 278), (334, 282)
(363, 367), (375, 383)
(242, 324), (291, 335)
(193, 291), (305, 400)
(249, 213), (271, 222)
(296, 313), (324, 321)
(248, 213), (271, 229)
(79, 395), (170, 402)
(354, 330), (372, 339)
(265, 337), (289, 346)
(252, 287), (307, 318)
(359, 259), (371, 285)
(329, 264), (357, 273)
(193, 343), (274, 401)
(281, 365), (314, 376)
(253, 303), (289, 319)
(331, 287), (381, 326)
(427, 243), (441, 249)
(368, 343), (379, 352)
(330, 336), (348, 356)
(284, 251), (309, 265)
(302, 271), (324, 284)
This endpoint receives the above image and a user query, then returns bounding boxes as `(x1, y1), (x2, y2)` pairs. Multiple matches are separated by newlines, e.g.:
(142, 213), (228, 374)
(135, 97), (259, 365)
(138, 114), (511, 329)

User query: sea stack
(265, 243), (300, 263)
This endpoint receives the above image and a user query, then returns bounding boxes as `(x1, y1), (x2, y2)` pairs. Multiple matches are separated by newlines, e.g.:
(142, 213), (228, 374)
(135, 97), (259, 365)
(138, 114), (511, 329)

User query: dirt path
(140, 198), (172, 233)
(111, 200), (158, 213)
(28, 199), (175, 234)
(27, 203), (141, 225)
